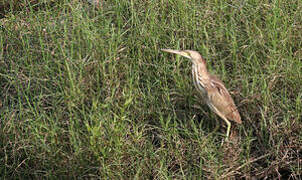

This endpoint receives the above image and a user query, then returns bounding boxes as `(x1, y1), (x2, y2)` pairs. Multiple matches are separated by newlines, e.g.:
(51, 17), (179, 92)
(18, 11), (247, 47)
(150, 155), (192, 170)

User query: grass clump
(0, 0), (301, 178)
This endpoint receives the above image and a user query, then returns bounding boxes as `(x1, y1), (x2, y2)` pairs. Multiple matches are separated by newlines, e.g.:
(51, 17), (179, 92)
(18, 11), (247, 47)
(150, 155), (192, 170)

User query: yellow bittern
(161, 49), (241, 139)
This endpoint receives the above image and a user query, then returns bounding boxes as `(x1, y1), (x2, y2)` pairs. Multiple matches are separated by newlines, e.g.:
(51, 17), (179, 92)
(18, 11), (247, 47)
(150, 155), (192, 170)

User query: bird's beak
(161, 49), (191, 59)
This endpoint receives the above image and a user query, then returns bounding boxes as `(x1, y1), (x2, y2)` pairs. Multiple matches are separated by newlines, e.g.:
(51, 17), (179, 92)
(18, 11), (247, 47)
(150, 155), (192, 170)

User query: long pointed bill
(161, 49), (191, 59)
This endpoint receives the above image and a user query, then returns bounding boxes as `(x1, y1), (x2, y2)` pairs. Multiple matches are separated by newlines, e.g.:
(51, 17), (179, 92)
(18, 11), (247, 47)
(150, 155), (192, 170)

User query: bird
(161, 49), (241, 139)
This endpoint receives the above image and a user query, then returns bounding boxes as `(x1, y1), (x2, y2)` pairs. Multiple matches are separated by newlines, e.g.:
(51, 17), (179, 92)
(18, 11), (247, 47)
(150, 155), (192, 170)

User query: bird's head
(161, 49), (204, 65)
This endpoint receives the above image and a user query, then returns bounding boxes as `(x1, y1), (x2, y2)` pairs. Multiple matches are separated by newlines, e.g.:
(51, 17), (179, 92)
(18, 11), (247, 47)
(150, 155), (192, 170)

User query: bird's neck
(193, 62), (209, 78)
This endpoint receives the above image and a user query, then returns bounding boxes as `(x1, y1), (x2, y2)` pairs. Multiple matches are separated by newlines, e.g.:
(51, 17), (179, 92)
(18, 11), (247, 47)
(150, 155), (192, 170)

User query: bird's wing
(206, 75), (242, 124)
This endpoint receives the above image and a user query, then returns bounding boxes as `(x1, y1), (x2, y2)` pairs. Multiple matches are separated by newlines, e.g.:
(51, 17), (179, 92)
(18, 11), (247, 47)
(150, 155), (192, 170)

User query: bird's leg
(222, 117), (231, 140)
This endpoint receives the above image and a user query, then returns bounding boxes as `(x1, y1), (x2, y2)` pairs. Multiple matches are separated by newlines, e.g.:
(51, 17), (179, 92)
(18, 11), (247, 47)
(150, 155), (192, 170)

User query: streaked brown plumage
(161, 49), (241, 139)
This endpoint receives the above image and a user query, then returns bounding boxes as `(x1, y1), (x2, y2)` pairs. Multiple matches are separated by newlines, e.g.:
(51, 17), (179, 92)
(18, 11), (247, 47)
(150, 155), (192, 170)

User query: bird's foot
(221, 136), (230, 146)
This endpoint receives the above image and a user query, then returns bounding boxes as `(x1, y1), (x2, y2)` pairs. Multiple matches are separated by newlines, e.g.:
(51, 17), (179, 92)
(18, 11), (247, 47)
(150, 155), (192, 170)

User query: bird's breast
(192, 66), (207, 98)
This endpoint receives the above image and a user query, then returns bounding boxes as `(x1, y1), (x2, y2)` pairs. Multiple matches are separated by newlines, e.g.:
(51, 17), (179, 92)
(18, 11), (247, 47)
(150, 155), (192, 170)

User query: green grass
(0, 0), (301, 178)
